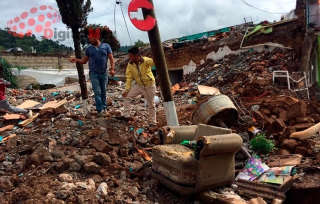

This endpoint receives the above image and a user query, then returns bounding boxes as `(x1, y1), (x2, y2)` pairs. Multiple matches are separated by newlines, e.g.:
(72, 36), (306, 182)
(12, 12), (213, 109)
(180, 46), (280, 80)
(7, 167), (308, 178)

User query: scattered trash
(180, 140), (197, 149)
(78, 120), (84, 126)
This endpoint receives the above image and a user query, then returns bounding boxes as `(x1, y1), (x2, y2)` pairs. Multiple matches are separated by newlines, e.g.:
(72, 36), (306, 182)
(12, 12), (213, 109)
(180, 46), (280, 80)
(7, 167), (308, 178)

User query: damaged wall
(0, 53), (88, 69)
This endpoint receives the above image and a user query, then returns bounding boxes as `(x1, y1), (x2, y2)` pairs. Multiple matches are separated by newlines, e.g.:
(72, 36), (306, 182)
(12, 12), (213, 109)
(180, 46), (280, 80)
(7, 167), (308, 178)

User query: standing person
(0, 77), (31, 117)
(119, 47), (157, 125)
(69, 34), (115, 115)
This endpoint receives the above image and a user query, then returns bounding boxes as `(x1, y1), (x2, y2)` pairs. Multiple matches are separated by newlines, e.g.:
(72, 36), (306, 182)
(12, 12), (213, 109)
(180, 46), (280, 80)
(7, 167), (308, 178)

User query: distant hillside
(0, 28), (73, 54)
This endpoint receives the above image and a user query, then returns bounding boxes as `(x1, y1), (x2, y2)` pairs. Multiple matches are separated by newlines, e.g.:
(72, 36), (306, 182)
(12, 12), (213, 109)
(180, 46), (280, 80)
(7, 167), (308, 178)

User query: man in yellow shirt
(120, 47), (156, 125)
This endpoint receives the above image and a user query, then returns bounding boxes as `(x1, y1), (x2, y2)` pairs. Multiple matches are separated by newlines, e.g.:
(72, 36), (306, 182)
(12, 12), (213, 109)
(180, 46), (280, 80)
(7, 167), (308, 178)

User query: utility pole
(142, 0), (179, 126)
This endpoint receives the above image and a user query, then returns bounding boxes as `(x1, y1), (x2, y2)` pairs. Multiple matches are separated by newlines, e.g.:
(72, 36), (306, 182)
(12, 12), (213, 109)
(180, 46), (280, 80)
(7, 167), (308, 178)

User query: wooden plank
(16, 100), (40, 109)
(19, 98), (72, 127)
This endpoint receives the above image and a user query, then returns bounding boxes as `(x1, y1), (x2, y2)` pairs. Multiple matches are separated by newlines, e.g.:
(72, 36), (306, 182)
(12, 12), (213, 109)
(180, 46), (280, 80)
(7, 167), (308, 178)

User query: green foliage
(0, 57), (18, 88)
(56, 0), (93, 30)
(250, 133), (276, 155)
(80, 24), (120, 51)
(134, 39), (148, 47)
(0, 28), (73, 53)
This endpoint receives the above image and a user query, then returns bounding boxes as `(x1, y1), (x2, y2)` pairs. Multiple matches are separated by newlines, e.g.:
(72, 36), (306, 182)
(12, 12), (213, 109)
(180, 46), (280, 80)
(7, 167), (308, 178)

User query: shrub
(250, 133), (276, 155)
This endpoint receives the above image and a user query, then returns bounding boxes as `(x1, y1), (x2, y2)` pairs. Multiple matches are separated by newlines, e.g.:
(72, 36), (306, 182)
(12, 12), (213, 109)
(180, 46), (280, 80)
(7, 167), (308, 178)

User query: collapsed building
(1, 0), (320, 203)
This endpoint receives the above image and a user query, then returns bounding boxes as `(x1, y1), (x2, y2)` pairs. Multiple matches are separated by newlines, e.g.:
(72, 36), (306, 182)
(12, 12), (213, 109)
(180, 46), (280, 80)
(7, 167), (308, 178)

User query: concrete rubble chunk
(97, 182), (108, 195)
(75, 179), (95, 190)
(59, 174), (73, 182)
(92, 138), (113, 153)
(83, 162), (101, 174)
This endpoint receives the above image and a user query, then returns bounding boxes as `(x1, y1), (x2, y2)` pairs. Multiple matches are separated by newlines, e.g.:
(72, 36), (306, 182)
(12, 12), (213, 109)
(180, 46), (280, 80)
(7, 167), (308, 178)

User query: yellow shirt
(125, 56), (155, 91)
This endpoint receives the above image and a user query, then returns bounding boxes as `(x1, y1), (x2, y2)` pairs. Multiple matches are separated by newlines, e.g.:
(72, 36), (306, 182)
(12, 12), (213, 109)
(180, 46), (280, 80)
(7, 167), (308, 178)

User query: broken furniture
(272, 71), (309, 100)
(192, 94), (250, 158)
(152, 124), (243, 195)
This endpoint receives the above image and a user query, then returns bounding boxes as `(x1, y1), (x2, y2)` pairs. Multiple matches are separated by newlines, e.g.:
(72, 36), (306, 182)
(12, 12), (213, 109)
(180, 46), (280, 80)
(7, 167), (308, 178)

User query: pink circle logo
(7, 5), (61, 39)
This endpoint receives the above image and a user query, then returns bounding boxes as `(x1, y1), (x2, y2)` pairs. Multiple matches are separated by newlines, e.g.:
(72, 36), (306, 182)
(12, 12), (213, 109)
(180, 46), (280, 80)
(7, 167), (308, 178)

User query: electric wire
(114, 1), (117, 37)
(114, 0), (132, 46)
(120, 1), (133, 46)
(240, 0), (288, 15)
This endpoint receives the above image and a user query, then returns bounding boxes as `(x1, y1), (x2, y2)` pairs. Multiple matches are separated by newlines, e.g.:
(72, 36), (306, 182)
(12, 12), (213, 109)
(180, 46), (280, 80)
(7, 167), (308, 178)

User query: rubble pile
(0, 86), (198, 203)
(1, 39), (320, 204)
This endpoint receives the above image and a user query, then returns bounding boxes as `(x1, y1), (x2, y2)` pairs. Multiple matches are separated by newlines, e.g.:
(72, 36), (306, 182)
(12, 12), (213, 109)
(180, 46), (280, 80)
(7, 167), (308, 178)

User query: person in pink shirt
(0, 77), (30, 116)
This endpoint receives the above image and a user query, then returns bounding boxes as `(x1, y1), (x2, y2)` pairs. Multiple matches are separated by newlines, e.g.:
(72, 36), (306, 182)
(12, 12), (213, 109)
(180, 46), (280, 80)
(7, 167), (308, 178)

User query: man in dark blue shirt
(69, 35), (115, 115)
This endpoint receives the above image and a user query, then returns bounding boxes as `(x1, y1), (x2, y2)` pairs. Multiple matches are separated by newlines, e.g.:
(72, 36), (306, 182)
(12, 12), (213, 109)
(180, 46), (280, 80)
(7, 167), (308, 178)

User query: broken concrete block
(83, 162), (100, 174)
(97, 182), (108, 195)
(287, 100), (307, 120)
(94, 153), (111, 166)
(92, 138), (113, 153)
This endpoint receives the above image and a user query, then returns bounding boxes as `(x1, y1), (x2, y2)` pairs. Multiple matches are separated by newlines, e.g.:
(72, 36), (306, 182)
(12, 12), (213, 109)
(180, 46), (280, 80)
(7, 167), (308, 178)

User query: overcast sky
(0, 0), (296, 48)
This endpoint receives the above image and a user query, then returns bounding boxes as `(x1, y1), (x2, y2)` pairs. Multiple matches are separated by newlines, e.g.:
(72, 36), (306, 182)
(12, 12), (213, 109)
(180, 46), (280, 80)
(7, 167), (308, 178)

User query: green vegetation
(0, 57), (21, 88)
(0, 28), (73, 53)
(250, 133), (276, 155)
(80, 24), (120, 51)
(134, 39), (148, 47)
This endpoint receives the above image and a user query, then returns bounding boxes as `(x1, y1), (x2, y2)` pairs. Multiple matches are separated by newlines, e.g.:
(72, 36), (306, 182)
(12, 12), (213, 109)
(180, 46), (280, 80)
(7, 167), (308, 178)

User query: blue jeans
(89, 72), (108, 113)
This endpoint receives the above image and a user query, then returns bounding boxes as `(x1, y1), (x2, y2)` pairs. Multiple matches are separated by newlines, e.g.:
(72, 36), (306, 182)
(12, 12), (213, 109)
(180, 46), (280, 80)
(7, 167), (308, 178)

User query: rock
(61, 183), (76, 191)
(59, 174), (73, 182)
(55, 189), (70, 200)
(76, 155), (94, 166)
(76, 195), (85, 204)
(56, 158), (73, 173)
(119, 147), (129, 157)
(126, 186), (139, 198)
(75, 179), (95, 190)
(54, 105), (68, 114)
(279, 110), (288, 122)
(277, 148), (291, 155)
(281, 139), (299, 153)
(97, 182), (108, 195)
(0, 176), (16, 192)
(94, 153), (111, 166)
(92, 138), (113, 153)
(26, 148), (53, 166)
(50, 149), (65, 159)
(108, 134), (124, 145)
(295, 147), (307, 156)
(83, 162), (101, 174)
(68, 161), (82, 172)
(272, 118), (286, 132)
(286, 99), (307, 120)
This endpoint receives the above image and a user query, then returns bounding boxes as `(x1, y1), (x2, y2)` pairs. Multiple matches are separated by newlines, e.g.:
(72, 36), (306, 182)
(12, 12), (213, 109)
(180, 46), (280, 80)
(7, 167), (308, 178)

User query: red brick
(279, 110), (288, 122)
(92, 138), (113, 153)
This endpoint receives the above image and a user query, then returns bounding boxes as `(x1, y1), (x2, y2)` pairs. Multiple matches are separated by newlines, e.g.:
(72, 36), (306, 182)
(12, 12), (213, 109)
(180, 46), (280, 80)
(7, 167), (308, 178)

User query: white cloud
(0, 0), (296, 48)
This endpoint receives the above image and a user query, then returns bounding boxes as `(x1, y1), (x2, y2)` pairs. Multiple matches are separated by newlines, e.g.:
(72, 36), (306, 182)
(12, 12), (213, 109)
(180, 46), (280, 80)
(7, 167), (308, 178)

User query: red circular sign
(128, 0), (156, 32)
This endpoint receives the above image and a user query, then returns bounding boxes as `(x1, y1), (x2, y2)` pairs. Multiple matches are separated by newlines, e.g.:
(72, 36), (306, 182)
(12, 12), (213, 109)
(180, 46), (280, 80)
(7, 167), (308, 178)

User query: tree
(55, 0), (93, 115)
(134, 39), (148, 47)
(80, 24), (120, 51)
